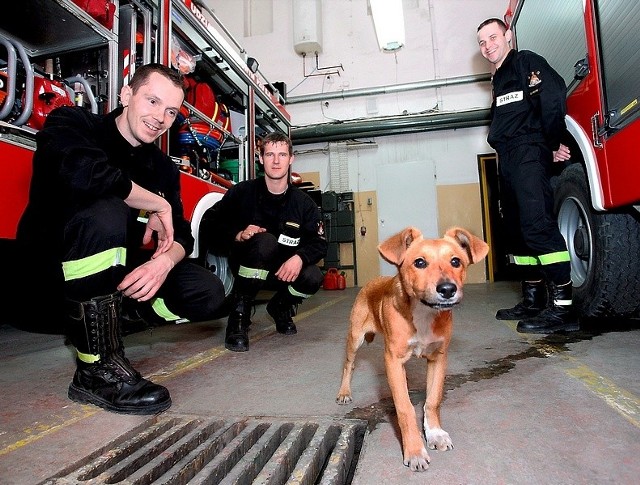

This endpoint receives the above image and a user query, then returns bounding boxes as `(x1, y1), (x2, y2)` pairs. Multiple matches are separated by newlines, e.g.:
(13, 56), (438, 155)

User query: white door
(376, 160), (438, 276)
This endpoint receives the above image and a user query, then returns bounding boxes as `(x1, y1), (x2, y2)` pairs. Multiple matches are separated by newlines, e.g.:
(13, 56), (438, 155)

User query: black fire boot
(266, 290), (302, 335)
(517, 282), (580, 333)
(225, 294), (252, 352)
(66, 292), (171, 415)
(496, 280), (547, 320)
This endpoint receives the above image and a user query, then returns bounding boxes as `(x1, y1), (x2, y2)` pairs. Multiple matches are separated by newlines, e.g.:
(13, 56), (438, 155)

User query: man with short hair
(202, 132), (327, 352)
(477, 18), (578, 333)
(17, 63), (226, 414)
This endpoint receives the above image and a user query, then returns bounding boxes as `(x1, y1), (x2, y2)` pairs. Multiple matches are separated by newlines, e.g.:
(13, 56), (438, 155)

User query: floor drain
(41, 414), (367, 485)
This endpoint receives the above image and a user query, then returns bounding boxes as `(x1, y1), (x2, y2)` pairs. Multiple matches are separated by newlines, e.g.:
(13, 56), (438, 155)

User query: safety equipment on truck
(71, 0), (116, 30)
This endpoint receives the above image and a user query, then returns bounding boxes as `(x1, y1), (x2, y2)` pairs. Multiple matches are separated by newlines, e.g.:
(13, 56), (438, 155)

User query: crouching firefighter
(201, 132), (328, 352)
(16, 64), (225, 414)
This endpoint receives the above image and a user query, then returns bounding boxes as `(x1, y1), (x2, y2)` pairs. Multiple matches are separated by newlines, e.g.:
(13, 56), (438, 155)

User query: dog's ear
(378, 226), (422, 266)
(444, 227), (489, 264)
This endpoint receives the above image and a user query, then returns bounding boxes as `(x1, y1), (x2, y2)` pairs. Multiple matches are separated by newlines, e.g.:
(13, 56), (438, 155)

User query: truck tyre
(554, 164), (640, 319)
(204, 251), (234, 297)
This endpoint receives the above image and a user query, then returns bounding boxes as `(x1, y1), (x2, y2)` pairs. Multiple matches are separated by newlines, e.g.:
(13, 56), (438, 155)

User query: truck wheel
(554, 164), (640, 318)
(204, 251), (234, 297)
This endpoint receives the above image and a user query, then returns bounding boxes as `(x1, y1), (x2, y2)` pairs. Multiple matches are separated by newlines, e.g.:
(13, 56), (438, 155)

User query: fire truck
(0, 0), (291, 303)
(505, 0), (640, 319)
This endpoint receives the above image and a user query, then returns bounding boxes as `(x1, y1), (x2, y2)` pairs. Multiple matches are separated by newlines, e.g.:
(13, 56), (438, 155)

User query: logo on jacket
(317, 220), (325, 237)
(528, 71), (541, 88)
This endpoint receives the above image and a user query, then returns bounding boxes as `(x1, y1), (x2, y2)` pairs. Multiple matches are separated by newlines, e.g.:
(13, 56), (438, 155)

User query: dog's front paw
(404, 448), (430, 472)
(426, 428), (453, 451)
(336, 393), (353, 405)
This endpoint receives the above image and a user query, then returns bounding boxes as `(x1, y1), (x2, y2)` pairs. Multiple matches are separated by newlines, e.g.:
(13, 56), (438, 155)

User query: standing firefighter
(476, 18), (578, 333)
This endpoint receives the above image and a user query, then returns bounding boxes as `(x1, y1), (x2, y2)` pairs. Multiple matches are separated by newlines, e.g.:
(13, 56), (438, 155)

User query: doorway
(477, 153), (518, 282)
(376, 160), (438, 277)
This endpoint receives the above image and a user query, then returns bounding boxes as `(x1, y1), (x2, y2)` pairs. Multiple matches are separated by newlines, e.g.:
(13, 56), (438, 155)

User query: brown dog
(336, 226), (489, 471)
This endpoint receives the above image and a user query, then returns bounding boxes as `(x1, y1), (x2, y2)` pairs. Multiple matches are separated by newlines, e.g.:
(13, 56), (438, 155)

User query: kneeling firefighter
(16, 64), (225, 414)
(201, 132), (328, 352)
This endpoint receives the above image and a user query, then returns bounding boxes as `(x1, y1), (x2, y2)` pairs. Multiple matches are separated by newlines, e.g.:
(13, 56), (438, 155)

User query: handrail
(0, 35), (17, 121)
(12, 38), (34, 126)
(65, 75), (98, 114)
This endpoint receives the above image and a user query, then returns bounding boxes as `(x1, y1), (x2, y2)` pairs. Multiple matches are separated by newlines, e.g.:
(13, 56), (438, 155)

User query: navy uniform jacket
(203, 177), (327, 266)
(17, 106), (194, 256)
(488, 49), (567, 154)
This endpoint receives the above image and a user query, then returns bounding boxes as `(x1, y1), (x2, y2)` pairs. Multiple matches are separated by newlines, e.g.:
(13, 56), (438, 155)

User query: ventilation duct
(293, 0), (323, 55)
(291, 108), (492, 145)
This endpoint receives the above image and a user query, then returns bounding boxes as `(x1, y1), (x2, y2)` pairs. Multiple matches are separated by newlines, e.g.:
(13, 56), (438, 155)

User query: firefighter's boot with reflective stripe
(66, 292), (171, 415)
(517, 282), (580, 333)
(266, 290), (302, 335)
(225, 294), (252, 352)
(496, 280), (547, 320)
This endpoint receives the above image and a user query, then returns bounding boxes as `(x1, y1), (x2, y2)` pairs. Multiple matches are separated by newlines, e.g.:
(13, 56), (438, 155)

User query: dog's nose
(437, 282), (457, 299)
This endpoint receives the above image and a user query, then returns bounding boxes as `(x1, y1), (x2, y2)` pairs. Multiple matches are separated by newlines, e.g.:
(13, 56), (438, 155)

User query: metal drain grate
(41, 415), (367, 485)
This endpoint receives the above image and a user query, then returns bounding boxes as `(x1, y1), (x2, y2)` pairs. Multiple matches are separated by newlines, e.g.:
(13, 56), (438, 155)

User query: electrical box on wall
(293, 0), (323, 55)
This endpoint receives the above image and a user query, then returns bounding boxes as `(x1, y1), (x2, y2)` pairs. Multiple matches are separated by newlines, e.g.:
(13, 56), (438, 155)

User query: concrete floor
(1, 281), (639, 484)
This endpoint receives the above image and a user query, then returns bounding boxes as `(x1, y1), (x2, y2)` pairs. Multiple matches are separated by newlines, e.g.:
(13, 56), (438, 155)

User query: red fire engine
(505, 0), (640, 319)
(0, 0), (291, 299)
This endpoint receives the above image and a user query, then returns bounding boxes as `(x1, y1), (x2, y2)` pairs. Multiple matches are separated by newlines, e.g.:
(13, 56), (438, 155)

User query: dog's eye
(451, 257), (461, 268)
(414, 258), (427, 269)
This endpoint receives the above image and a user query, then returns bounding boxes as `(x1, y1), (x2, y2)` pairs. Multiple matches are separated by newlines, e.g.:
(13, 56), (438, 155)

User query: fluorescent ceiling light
(370, 0), (405, 52)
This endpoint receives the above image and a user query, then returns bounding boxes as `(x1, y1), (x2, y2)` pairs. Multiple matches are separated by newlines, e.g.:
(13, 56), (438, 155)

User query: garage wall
(208, 0), (507, 285)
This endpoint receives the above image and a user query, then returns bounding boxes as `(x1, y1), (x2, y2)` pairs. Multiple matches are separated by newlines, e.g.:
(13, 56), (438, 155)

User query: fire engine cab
(506, 0), (640, 319)
(0, 0), (291, 300)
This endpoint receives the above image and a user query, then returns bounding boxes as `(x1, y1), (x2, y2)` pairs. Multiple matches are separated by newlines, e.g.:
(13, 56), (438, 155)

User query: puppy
(336, 226), (489, 471)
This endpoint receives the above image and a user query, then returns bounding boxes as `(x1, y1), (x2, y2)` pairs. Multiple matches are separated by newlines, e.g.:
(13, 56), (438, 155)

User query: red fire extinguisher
(323, 268), (339, 290)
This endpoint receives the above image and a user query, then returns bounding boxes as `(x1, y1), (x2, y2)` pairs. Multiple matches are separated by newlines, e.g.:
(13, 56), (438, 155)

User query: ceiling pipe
(291, 108), (491, 145)
(286, 73), (491, 104)
(287, 73), (492, 144)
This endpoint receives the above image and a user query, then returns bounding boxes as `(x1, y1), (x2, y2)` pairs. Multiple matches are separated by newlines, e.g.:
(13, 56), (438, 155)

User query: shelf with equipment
(321, 191), (357, 286)
(167, 0), (291, 184)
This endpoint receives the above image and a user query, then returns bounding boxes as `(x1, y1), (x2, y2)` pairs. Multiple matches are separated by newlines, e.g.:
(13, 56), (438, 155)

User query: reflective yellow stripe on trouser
(512, 255), (539, 266)
(238, 265), (312, 299)
(288, 286), (312, 299)
(538, 251), (571, 265)
(151, 297), (189, 323)
(512, 251), (570, 267)
(238, 265), (269, 281)
(61, 247), (127, 281)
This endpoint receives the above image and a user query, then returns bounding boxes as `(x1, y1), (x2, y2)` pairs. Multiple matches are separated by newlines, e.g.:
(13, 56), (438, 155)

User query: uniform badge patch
(496, 91), (523, 106)
(528, 71), (541, 88)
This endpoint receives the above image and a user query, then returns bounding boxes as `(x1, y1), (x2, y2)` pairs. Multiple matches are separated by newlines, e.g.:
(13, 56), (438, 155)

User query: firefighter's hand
(275, 255), (303, 282)
(118, 256), (173, 302)
(237, 225), (266, 242)
(553, 144), (570, 163)
(144, 208), (174, 257)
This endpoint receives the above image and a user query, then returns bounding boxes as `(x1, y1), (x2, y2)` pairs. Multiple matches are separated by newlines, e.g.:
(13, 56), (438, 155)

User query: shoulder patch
(528, 71), (542, 88)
